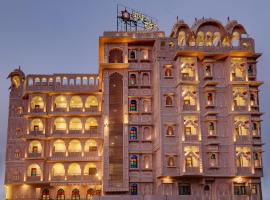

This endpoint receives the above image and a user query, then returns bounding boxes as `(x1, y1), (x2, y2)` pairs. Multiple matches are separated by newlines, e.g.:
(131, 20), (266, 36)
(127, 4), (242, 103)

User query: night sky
(0, 0), (269, 198)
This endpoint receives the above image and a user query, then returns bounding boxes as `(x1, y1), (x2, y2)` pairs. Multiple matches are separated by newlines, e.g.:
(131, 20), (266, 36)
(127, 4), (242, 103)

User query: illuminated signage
(117, 4), (159, 32)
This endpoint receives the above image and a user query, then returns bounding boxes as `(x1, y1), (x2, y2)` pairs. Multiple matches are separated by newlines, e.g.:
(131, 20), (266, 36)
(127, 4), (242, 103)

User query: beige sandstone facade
(5, 18), (263, 200)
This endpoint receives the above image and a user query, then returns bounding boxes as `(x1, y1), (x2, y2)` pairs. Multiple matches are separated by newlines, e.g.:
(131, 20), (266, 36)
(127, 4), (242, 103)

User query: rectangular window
(178, 183), (191, 195)
(31, 168), (37, 176)
(34, 125), (39, 131)
(88, 168), (97, 175)
(251, 184), (258, 194)
(32, 146), (38, 153)
(185, 127), (192, 135)
(234, 183), (247, 195)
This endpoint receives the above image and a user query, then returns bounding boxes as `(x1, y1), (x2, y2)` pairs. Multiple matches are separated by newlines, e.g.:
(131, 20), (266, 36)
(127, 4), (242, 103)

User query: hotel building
(5, 18), (263, 200)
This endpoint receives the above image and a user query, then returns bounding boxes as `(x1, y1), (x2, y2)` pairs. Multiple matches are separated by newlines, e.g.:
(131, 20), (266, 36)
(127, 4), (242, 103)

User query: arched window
(54, 96), (67, 108)
(89, 77), (94, 85)
(236, 154), (250, 167)
(130, 155), (138, 169)
(70, 96), (83, 108)
(31, 96), (44, 109)
(68, 140), (82, 152)
(29, 140), (42, 154)
(209, 153), (218, 167)
(196, 31), (204, 46)
(130, 183), (138, 195)
(205, 65), (212, 77)
(69, 79), (75, 86)
(27, 164), (41, 177)
(141, 49), (149, 60)
(48, 78), (53, 86)
(56, 76), (61, 85)
(129, 127), (137, 141)
(34, 77), (40, 85)
(71, 188), (80, 200)
(129, 100), (137, 111)
(52, 163), (65, 176)
(68, 164), (81, 176)
(53, 140), (66, 153)
(143, 127), (151, 140)
(85, 96), (98, 109)
(142, 73), (150, 85)
(69, 118), (82, 130)
(143, 99), (150, 112)
(109, 49), (123, 63)
(253, 152), (261, 167)
(166, 126), (174, 136)
(30, 118), (44, 131)
(165, 68), (172, 77)
(41, 188), (50, 200)
(232, 32), (240, 47)
(28, 78), (33, 86)
(54, 117), (67, 131)
(76, 77), (81, 85)
(208, 122), (215, 135)
(213, 32), (221, 46)
(84, 140), (97, 152)
(54, 118), (67, 131)
(144, 156), (150, 169)
(167, 156), (175, 167)
(129, 74), (137, 85)
(84, 163), (97, 176)
(62, 77), (68, 85)
(178, 31), (186, 46)
(185, 156), (194, 167)
(82, 77), (88, 85)
(205, 32), (213, 46)
(207, 93), (213, 105)
(86, 188), (96, 200)
(56, 189), (65, 200)
(41, 78), (47, 85)
(165, 96), (173, 106)
(128, 49), (136, 60)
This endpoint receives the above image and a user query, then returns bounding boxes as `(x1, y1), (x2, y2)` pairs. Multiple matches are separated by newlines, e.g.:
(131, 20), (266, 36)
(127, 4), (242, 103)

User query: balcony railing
(51, 175), (65, 182)
(30, 108), (44, 113)
(184, 167), (201, 174)
(52, 152), (66, 157)
(181, 75), (195, 82)
(237, 167), (252, 175)
(185, 134), (199, 141)
(235, 135), (250, 144)
(67, 175), (81, 181)
(26, 176), (41, 182)
(234, 105), (248, 111)
(183, 104), (197, 111)
(28, 152), (42, 158)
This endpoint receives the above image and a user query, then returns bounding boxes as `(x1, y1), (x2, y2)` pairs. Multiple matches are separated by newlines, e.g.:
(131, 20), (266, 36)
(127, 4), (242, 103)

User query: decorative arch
(27, 163), (41, 176)
(85, 118), (98, 130)
(53, 139), (66, 153)
(85, 96), (98, 108)
(56, 189), (65, 200)
(84, 139), (98, 152)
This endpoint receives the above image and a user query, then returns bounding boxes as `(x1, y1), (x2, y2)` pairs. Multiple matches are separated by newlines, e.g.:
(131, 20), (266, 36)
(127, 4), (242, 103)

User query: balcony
(29, 108), (45, 114)
(183, 104), (197, 111)
(84, 151), (99, 158)
(52, 152), (66, 157)
(26, 176), (41, 182)
(28, 152), (42, 158)
(235, 135), (251, 144)
(68, 152), (82, 157)
(52, 130), (66, 137)
(27, 131), (45, 139)
(82, 175), (101, 184)
(232, 76), (245, 82)
(85, 106), (98, 113)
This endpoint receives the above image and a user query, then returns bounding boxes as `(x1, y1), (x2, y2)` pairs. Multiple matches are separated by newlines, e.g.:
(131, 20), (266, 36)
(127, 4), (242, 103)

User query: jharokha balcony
(183, 166), (201, 175)
(183, 104), (197, 111)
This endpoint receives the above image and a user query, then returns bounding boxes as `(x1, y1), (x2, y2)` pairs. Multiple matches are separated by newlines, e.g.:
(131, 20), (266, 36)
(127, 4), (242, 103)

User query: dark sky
(0, 0), (269, 198)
